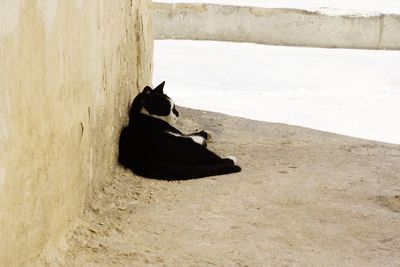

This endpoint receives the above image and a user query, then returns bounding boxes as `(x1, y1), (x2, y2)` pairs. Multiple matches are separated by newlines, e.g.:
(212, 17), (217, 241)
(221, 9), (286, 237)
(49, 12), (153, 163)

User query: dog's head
(130, 81), (179, 123)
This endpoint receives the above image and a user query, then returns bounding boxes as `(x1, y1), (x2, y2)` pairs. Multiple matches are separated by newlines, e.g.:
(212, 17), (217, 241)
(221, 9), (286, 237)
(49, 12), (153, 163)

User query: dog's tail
(138, 163), (241, 181)
(154, 162), (241, 180)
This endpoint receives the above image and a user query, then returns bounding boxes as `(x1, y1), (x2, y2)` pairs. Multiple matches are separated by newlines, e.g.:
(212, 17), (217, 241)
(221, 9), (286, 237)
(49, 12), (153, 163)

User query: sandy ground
(64, 107), (400, 266)
(154, 40), (400, 145)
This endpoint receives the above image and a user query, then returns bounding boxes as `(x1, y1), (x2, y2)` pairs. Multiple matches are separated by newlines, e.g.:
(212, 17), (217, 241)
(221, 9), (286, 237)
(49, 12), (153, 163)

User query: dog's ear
(154, 81), (165, 94)
(142, 86), (152, 94)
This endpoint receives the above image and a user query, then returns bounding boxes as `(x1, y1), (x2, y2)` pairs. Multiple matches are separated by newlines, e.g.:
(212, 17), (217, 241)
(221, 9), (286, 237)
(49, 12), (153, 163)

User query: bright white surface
(154, 40), (400, 144)
(157, 0), (400, 15)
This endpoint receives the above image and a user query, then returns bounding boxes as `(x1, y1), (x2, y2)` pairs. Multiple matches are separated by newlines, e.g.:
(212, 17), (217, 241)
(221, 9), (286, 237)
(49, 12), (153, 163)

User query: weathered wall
(0, 0), (153, 266)
(153, 3), (400, 50)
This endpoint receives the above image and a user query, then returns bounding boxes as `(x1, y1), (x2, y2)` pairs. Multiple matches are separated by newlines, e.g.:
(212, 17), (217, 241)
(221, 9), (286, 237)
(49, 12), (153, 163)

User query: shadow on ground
(64, 107), (400, 266)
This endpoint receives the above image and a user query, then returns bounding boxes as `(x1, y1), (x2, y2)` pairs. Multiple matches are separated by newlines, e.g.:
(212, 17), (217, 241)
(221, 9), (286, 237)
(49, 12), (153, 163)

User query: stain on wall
(0, 0), (153, 266)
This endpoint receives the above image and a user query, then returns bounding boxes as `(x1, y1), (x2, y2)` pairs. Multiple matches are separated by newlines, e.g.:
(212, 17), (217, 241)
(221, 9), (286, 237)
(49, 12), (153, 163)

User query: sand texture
(64, 107), (400, 266)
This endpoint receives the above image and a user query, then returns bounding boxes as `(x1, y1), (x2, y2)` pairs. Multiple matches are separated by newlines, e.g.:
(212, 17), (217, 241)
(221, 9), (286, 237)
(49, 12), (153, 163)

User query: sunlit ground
(154, 40), (400, 144)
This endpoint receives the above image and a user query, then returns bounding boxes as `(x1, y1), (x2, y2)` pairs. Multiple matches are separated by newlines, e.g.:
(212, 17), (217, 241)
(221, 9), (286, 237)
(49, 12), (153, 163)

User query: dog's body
(118, 82), (241, 180)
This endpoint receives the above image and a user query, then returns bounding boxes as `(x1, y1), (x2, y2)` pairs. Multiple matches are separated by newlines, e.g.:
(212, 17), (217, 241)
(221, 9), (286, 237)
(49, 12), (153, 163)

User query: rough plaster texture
(153, 3), (400, 50)
(0, 0), (152, 266)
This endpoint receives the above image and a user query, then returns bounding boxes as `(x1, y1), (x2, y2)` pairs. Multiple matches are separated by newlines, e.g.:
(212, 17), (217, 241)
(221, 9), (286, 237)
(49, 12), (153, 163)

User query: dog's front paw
(198, 130), (211, 140)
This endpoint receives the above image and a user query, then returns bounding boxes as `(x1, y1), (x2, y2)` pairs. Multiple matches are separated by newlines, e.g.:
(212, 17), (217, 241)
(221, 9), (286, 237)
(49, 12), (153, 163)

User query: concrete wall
(0, 0), (153, 266)
(153, 3), (400, 50)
